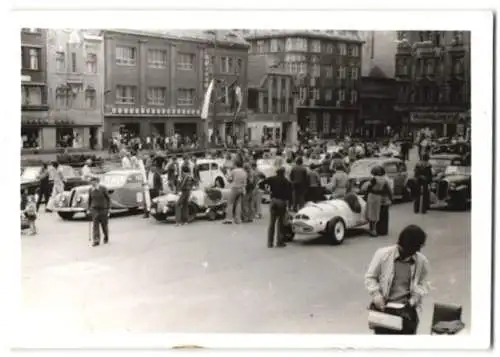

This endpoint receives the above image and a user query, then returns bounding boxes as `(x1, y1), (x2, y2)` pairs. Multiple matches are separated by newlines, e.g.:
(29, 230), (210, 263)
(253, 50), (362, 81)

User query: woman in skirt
(376, 168), (393, 236)
(365, 166), (392, 237)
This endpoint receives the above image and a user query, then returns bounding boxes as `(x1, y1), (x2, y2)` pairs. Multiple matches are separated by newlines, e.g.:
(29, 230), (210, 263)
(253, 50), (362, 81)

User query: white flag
(200, 79), (215, 120)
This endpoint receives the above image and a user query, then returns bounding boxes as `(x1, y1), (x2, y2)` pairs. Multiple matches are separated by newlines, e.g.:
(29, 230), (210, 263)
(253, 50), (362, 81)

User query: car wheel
(58, 212), (74, 220)
(187, 203), (198, 222)
(207, 210), (217, 221)
(215, 177), (225, 188)
(152, 212), (168, 221)
(327, 217), (346, 245)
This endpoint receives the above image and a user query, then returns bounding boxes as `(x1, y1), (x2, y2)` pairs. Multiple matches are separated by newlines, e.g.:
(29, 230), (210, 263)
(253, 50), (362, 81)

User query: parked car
(51, 169), (145, 220)
(21, 165), (90, 196)
(429, 154), (465, 176)
(348, 157), (411, 201)
(150, 187), (229, 222)
(288, 194), (368, 245)
(430, 163), (471, 210)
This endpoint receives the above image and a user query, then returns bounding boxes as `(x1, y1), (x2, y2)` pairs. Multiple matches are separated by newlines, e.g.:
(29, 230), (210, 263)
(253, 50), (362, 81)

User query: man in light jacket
(364, 225), (430, 335)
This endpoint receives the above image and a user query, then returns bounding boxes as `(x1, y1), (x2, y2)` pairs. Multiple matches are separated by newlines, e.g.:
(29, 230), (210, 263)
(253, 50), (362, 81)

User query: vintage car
(51, 169), (145, 220)
(21, 164), (89, 196)
(171, 158), (228, 189)
(429, 154), (465, 176)
(348, 157), (411, 201)
(289, 194), (368, 245)
(150, 187), (229, 222)
(430, 163), (471, 210)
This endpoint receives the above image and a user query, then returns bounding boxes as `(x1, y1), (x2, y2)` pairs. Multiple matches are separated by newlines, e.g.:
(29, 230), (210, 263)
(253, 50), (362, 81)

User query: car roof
(429, 154), (461, 160)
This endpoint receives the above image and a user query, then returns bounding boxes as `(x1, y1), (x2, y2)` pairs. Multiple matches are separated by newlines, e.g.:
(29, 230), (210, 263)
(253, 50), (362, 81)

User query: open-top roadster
(288, 194), (368, 245)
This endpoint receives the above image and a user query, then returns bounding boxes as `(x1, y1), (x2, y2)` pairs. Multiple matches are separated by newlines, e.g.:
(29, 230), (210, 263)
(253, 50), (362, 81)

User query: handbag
(368, 302), (407, 331)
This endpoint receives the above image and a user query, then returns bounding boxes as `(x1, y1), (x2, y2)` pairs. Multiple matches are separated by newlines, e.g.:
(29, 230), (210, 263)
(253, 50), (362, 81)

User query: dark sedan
(430, 162), (471, 210)
(20, 165), (90, 196)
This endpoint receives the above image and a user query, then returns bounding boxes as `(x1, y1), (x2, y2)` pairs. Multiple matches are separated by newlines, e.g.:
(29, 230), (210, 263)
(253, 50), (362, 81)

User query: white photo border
(4, 9), (493, 351)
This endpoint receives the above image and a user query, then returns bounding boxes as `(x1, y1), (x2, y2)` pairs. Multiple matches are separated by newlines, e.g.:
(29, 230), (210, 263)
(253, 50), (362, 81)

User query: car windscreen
(21, 167), (41, 180)
(349, 161), (379, 176)
(101, 173), (127, 187)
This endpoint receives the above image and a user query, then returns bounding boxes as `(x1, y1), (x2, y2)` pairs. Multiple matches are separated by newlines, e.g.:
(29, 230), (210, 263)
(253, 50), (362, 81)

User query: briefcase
(368, 302), (405, 331)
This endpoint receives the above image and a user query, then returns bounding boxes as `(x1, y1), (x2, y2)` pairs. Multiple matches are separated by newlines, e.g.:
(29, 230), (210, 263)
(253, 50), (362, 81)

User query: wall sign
(410, 112), (464, 123)
(108, 107), (201, 117)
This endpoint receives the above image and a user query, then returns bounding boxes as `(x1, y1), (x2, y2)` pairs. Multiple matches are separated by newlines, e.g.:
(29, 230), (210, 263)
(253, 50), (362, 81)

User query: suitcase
(376, 204), (389, 236)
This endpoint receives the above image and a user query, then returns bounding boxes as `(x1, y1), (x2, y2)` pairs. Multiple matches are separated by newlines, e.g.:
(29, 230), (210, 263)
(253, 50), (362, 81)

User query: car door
(197, 163), (211, 187)
(122, 174), (142, 207)
(383, 162), (400, 196)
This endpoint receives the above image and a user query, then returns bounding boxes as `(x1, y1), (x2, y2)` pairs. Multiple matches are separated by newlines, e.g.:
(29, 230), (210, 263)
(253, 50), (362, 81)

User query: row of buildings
(21, 29), (470, 151)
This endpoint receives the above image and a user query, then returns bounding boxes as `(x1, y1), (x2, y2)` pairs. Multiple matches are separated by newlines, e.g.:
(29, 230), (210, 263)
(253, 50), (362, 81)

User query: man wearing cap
(88, 176), (111, 247)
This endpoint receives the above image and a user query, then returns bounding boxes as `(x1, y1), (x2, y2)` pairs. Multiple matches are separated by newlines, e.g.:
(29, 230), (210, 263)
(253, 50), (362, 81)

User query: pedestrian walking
(251, 161), (263, 219)
(290, 156), (309, 212)
(365, 225), (429, 335)
(88, 176), (110, 247)
(223, 160), (247, 224)
(46, 161), (65, 211)
(413, 153), (433, 214)
(365, 166), (392, 237)
(36, 163), (51, 212)
(175, 165), (194, 226)
(259, 166), (292, 248)
(376, 169), (394, 236)
(242, 163), (257, 222)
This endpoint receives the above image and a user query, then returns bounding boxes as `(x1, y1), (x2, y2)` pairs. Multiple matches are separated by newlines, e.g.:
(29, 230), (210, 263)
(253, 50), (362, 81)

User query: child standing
(24, 195), (37, 235)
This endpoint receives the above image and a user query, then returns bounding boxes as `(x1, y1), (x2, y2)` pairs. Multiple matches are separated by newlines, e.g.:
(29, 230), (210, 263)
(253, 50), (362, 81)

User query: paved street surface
(20, 200), (470, 335)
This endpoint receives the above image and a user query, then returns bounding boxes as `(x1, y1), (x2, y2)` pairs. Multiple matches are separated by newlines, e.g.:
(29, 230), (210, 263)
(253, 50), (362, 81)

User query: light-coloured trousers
(226, 187), (244, 222)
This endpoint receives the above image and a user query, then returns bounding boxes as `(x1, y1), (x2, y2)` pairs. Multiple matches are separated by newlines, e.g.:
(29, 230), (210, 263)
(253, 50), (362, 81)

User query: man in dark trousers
(259, 167), (293, 248)
(149, 165), (164, 200)
(88, 176), (111, 247)
(413, 153), (433, 214)
(36, 163), (51, 212)
(289, 156), (309, 212)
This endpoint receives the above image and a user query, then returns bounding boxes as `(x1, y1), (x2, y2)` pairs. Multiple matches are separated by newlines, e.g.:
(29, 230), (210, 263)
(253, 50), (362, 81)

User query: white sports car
(290, 195), (368, 245)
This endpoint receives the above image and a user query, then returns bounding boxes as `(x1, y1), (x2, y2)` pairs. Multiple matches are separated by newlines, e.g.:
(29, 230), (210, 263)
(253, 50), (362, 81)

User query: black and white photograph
(5, 6), (493, 352)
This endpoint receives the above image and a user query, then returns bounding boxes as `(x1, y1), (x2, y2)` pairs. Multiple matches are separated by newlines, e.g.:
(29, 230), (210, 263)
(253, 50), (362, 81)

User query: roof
(243, 30), (364, 44)
(247, 55), (293, 88)
(105, 29), (249, 48)
(367, 65), (388, 79)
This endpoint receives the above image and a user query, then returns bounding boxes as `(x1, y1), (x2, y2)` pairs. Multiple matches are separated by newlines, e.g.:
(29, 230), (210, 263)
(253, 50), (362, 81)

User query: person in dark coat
(36, 163), (51, 212)
(176, 165), (194, 226)
(289, 156), (309, 212)
(150, 165), (164, 199)
(88, 176), (111, 247)
(259, 166), (293, 248)
(413, 153), (433, 214)
(376, 167), (394, 236)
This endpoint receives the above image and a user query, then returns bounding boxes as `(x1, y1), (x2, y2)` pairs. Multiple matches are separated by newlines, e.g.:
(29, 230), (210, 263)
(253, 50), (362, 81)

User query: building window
(351, 67), (359, 80)
(85, 87), (96, 109)
(323, 113), (330, 132)
(350, 90), (358, 104)
(325, 65), (333, 78)
(338, 43), (347, 55)
(116, 46), (136, 66)
(311, 40), (321, 52)
(397, 31), (407, 41)
(177, 53), (195, 70)
(270, 39), (278, 52)
(56, 52), (65, 72)
(312, 64), (320, 77)
(147, 87), (166, 106)
(28, 48), (40, 70)
(452, 31), (463, 45)
(148, 49), (168, 68)
(236, 57), (243, 73)
(71, 52), (77, 72)
(220, 56), (234, 73)
(325, 89), (333, 101)
(285, 38), (307, 51)
(338, 89), (345, 103)
(310, 55), (320, 64)
(55, 86), (68, 108)
(352, 45), (360, 57)
(116, 85), (136, 104)
(177, 88), (195, 106)
(337, 66), (346, 79)
(86, 53), (97, 73)
(22, 28), (40, 33)
(21, 86), (42, 106)
(453, 57), (465, 75)
(326, 43), (334, 53)
(347, 46), (354, 56)
(299, 62), (307, 74)
(311, 88), (320, 100)
(257, 40), (265, 53)
(426, 59), (435, 76)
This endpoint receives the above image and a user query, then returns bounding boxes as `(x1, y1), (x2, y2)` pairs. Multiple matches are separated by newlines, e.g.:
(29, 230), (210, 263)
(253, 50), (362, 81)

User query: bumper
(292, 221), (324, 235)
(150, 205), (176, 216)
(52, 207), (86, 213)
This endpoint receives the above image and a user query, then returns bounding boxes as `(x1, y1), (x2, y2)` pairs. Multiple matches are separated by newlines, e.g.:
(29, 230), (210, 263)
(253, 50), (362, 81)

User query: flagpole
(211, 31), (218, 148)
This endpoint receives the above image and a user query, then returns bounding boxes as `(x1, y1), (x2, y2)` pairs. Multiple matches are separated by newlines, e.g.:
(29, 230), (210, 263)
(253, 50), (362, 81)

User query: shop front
(246, 113), (297, 145)
(409, 111), (470, 138)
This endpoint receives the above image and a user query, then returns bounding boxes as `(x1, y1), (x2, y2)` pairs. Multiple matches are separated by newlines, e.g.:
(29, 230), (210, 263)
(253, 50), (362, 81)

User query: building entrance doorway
(174, 122), (197, 139)
(151, 123), (166, 136)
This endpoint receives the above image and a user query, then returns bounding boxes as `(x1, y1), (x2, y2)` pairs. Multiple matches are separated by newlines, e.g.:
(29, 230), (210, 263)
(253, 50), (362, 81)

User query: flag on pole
(200, 79), (215, 120)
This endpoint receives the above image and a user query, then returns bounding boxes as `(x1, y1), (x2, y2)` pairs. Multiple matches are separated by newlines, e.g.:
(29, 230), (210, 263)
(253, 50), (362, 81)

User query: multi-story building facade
(102, 29), (248, 146)
(21, 28), (48, 150)
(246, 56), (297, 144)
(359, 66), (397, 138)
(394, 31), (471, 137)
(46, 29), (104, 150)
(244, 30), (363, 138)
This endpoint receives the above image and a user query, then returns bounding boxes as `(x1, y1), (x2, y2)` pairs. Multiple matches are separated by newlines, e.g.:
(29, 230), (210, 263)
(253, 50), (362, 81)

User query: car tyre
(187, 203), (197, 223)
(207, 210), (217, 221)
(214, 177), (225, 188)
(327, 217), (346, 245)
(152, 213), (168, 221)
(58, 212), (74, 220)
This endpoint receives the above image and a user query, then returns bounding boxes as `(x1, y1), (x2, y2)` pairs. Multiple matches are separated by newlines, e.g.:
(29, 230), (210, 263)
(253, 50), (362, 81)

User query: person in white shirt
(81, 159), (92, 181)
(121, 151), (132, 169)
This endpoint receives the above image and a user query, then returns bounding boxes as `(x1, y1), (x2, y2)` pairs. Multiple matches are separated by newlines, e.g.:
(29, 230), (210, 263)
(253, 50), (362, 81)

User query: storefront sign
(410, 112), (462, 123)
(108, 107), (201, 117)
